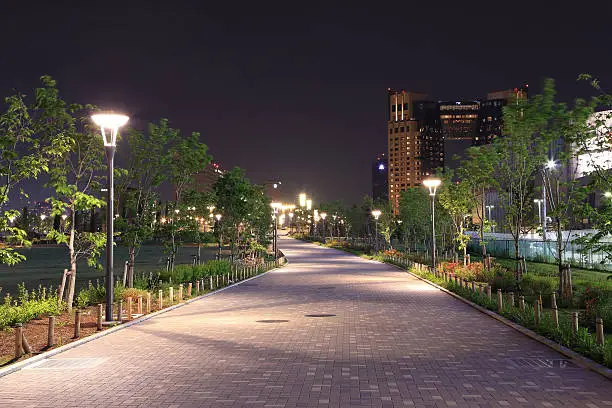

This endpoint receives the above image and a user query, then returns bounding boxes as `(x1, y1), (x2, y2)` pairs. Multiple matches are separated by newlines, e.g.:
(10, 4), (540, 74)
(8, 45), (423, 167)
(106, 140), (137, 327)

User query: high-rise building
(372, 153), (388, 201)
(477, 85), (528, 146)
(387, 90), (443, 213)
(439, 101), (479, 169)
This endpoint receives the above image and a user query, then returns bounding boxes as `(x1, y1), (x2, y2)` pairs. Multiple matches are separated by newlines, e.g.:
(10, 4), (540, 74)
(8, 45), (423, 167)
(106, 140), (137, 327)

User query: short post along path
(0, 236), (611, 407)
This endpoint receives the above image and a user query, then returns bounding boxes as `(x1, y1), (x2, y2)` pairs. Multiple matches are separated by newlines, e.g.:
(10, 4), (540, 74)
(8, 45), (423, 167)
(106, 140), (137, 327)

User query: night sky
(2, 1), (611, 205)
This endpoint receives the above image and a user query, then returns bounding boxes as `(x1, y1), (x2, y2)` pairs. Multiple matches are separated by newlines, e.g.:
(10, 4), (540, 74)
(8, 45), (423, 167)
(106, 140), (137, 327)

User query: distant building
(477, 86), (528, 146)
(372, 154), (388, 201)
(387, 90), (444, 213)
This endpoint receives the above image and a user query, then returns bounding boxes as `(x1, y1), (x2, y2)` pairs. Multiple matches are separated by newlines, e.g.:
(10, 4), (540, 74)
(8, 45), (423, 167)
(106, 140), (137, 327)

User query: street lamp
(271, 202), (282, 257)
(534, 198), (544, 237)
(306, 199), (312, 211)
(485, 205), (495, 232)
(92, 112), (129, 323)
(215, 213), (222, 259)
(371, 209), (381, 251)
(320, 212), (327, 240)
(299, 193), (306, 207)
(423, 178), (441, 272)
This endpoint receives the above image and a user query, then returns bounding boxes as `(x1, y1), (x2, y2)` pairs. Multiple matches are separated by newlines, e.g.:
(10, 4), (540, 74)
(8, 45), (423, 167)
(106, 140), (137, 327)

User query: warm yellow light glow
(270, 202), (283, 209)
(320, 212), (327, 220)
(215, 214), (222, 221)
(91, 113), (129, 147)
(299, 193), (306, 207)
(371, 210), (382, 220)
(306, 199), (312, 210)
(423, 178), (442, 196)
(604, 191), (612, 198)
(61, 214), (67, 220)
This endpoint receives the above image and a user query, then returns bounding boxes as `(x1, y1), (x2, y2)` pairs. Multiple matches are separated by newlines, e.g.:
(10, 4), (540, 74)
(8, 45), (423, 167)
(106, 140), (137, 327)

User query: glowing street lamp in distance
(422, 178), (442, 196)
(215, 214), (222, 221)
(546, 159), (557, 170)
(604, 191), (612, 198)
(306, 199), (312, 210)
(320, 212), (327, 220)
(299, 193), (307, 207)
(371, 210), (382, 220)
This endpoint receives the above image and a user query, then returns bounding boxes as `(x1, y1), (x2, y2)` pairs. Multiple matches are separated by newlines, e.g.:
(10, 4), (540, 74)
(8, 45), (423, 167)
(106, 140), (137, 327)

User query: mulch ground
(0, 305), (104, 367)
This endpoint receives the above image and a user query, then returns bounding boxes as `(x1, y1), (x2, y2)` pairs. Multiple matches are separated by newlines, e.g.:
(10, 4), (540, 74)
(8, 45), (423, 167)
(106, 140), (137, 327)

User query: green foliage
(159, 260), (232, 283)
(0, 284), (62, 330)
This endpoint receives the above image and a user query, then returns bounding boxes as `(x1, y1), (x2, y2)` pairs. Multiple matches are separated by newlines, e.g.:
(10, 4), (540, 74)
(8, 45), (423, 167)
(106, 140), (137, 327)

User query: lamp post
(215, 213), (222, 259)
(485, 205), (495, 232)
(371, 209), (381, 251)
(92, 113), (129, 323)
(271, 202), (282, 257)
(423, 178), (441, 272)
(320, 212), (327, 241)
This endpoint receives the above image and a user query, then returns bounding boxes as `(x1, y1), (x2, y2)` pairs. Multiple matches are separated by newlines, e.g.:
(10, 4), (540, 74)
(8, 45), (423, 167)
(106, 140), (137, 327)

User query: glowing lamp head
(371, 209), (382, 220)
(378, 163), (385, 171)
(215, 214), (222, 221)
(320, 212), (327, 220)
(288, 212), (294, 219)
(91, 113), (129, 147)
(306, 199), (312, 210)
(299, 193), (307, 207)
(605, 191), (612, 198)
(423, 178), (442, 196)
(546, 159), (557, 170)
(61, 214), (67, 220)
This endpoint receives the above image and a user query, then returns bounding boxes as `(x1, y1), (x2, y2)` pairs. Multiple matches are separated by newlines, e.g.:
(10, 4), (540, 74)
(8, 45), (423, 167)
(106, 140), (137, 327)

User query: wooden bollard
(509, 292), (514, 307)
(14, 323), (24, 358)
(187, 282), (192, 297)
(486, 285), (492, 300)
(519, 296), (525, 312)
(551, 292), (558, 328)
(196, 280), (200, 294)
(138, 296), (143, 314)
(210, 276), (213, 289)
(497, 289), (503, 312)
(216, 275), (219, 288)
(471, 281), (476, 292)
(127, 297), (133, 319)
(534, 302), (540, 325)
(97, 304), (103, 330)
(48, 316), (56, 347)
(169, 287), (174, 303)
(596, 317), (605, 345)
(117, 300), (123, 322)
(571, 312), (579, 336)
(74, 310), (81, 338)
(158, 290), (163, 309)
(178, 284), (183, 301)
(22, 330), (32, 354)
(454, 275), (459, 285)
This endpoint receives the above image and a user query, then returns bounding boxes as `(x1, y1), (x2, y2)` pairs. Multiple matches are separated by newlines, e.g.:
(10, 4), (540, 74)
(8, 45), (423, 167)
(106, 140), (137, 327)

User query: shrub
(0, 286), (62, 330)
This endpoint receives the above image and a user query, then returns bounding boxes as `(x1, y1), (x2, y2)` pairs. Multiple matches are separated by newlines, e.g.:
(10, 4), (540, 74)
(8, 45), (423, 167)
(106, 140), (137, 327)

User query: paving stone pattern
(0, 237), (611, 407)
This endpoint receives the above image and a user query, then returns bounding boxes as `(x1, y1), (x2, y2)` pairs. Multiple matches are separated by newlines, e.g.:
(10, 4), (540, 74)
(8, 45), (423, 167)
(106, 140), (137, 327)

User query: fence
(468, 238), (611, 271)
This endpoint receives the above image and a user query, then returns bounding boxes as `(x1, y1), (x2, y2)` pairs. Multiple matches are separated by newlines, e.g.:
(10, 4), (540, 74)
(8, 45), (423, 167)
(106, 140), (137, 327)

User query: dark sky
(2, 1), (611, 205)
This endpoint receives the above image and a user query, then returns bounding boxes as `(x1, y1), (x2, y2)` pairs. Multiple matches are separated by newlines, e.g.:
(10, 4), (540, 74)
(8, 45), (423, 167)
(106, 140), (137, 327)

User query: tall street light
(215, 213), (222, 259)
(320, 212), (327, 241)
(271, 202), (282, 257)
(299, 193), (307, 207)
(371, 209), (381, 251)
(534, 199), (544, 237)
(92, 113), (129, 324)
(485, 205), (495, 232)
(423, 178), (441, 272)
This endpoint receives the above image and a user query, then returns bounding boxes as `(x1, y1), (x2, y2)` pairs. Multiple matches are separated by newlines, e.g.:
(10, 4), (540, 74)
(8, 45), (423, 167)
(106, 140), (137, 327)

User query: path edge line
(0, 263), (285, 379)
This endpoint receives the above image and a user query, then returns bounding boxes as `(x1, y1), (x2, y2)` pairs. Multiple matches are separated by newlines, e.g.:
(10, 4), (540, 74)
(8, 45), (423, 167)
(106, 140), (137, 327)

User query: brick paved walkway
(0, 237), (611, 407)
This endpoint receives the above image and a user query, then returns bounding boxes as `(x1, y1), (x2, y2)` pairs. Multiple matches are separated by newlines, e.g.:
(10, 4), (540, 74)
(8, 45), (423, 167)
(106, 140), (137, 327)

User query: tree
(438, 170), (473, 261)
(162, 130), (211, 268)
(42, 77), (106, 311)
(398, 188), (430, 251)
(457, 145), (496, 256)
(493, 79), (557, 277)
(115, 120), (178, 286)
(372, 198), (396, 249)
(212, 167), (270, 260)
(181, 189), (216, 263)
(0, 78), (70, 265)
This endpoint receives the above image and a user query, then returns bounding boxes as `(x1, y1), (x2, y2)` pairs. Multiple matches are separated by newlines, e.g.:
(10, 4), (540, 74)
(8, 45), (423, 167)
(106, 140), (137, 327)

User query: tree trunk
(128, 247), (135, 288)
(66, 212), (77, 312)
